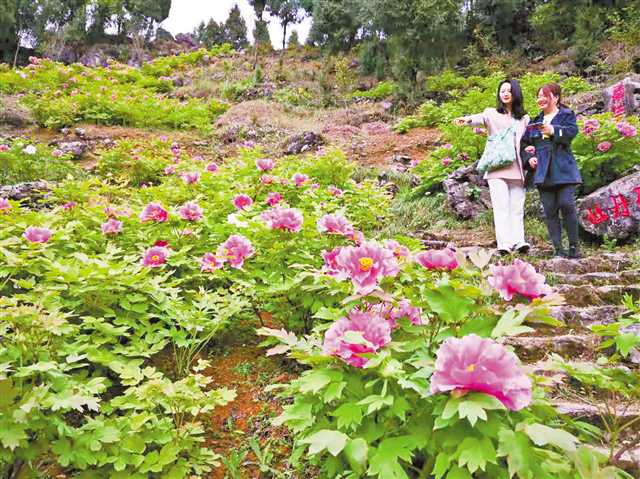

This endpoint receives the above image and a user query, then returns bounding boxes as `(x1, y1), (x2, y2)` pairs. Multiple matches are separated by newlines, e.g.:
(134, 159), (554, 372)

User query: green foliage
(349, 81), (396, 100)
(274, 86), (315, 107)
(0, 139), (81, 184)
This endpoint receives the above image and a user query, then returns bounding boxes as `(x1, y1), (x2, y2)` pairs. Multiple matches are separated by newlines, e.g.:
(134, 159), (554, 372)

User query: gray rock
(155, 28), (174, 42)
(603, 75), (640, 116)
(56, 141), (88, 159)
(538, 253), (633, 274)
(565, 90), (604, 116)
(175, 33), (198, 49)
(442, 164), (491, 220)
(0, 96), (34, 127)
(577, 170), (640, 239)
(79, 45), (112, 67)
(503, 334), (594, 362)
(549, 305), (625, 329)
(74, 128), (86, 138)
(0, 181), (51, 206)
(283, 131), (325, 155)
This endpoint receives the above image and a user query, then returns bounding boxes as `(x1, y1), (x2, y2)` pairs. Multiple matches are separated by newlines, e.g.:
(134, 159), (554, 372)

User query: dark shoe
(553, 247), (567, 258)
(498, 248), (511, 256)
(514, 242), (530, 254)
(567, 245), (581, 259)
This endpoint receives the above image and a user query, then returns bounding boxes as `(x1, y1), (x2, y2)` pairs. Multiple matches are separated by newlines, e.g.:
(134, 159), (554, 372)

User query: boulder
(0, 181), (51, 206)
(155, 28), (174, 42)
(55, 141), (88, 159)
(578, 170), (640, 239)
(79, 45), (113, 67)
(283, 131), (325, 155)
(442, 164), (491, 220)
(0, 96), (35, 127)
(175, 33), (198, 50)
(603, 75), (640, 116)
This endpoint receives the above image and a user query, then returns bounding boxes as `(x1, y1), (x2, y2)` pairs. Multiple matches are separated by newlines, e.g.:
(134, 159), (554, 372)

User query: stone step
(537, 253), (634, 274)
(504, 334), (597, 362)
(553, 399), (640, 425)
(550, 270), (640, 286)
(550, 305), (626, 330)
(554, 284), (640, 307)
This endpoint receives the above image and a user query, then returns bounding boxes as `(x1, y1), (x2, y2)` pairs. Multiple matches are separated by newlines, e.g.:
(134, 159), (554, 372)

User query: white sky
(161, 0), (312, 49)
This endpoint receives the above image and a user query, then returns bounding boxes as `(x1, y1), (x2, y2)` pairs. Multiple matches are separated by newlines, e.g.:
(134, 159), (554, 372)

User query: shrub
(0, 140), (81, 184)
(349, 81), (396, 100)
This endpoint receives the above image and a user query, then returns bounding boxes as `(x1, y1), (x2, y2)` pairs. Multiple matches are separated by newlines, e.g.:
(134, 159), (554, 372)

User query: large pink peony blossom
(335, 241), (400, 295)
(262, 207), (303, 232)
(292, 172), (309, 187)
(266, 191), (283, 206)
(139, 202), (169, 223)
(233, 194), (253, 211)
(23, 226), (52, 243)
(323, 309), (392, 368)
(0, 198), (11, 212)
(488, 259), (552, 301)
(142, 246), (169, 268)
(616, 121), (637, 138)
(0, 144), (9, 152)
(206, 162), (219, 173)
(256, 158), (275, 171)
(321, 247), (346, 278)
(384, 240), (410, 259)
(179, 201), (203, 221)
(101, 218), (123, 235)
(327, 185), (344, 197)
(216, 234), (255, 269)
(416, 248), (458, 271)
(317, 213), (354, 236)
(201, 252), (224, 272)
(431, 334), (532, 411)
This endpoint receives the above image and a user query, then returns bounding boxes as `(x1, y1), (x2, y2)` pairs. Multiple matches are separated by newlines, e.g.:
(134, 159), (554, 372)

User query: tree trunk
(13, 38), (20, 68)
(282, 22), (288, 51)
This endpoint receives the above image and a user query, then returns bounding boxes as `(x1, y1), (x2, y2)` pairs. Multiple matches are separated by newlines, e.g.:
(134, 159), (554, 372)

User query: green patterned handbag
(477, 126), (516, 174)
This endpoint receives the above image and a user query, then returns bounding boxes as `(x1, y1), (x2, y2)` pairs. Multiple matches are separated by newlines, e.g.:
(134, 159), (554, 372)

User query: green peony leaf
(300, 429), (349, 456)
(523, 423), (578, 452)
(344, 437), (368, 474)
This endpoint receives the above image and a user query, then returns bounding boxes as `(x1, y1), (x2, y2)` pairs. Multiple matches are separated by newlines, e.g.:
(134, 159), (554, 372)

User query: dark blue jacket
(522, 106), (582, 187)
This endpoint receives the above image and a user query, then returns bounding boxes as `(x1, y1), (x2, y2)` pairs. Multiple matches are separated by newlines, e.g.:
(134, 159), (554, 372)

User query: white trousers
(487, 179), (526, 250)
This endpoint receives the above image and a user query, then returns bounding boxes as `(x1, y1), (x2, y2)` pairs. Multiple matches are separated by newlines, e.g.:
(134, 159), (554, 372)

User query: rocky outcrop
(282, 131), (325, 155)
(0, 181), (51, 206)
(442, 164), (491, 220)
(0, 96), (35, 127)
(578, 171), (640, 239)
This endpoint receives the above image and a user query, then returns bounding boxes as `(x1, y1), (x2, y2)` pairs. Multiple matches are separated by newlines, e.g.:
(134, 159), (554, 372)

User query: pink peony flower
(164, 165), (176, 175)
(292, 172), (309, 187)
(0, 144), (9, 152)
(443, 143), (453, 150)
(0, 198), (11, 212)
(101, 218), (123, 235)
(256, 158), (275, 171)
(61, 201), (77, 211)
(206, 162), (219, 173)
(180, 171), (200, 184)
(384, 240), (410, 259)
(233, 194), (253, 211)
(23, 227), (52, 243)
(616, 121), (637, 138)
(52, 149), (63, 158)
(416, 248), (458, 271)
(350, 230), (365, 245)
(201, 252), (224, 272)
(441, 157), (451, 166)
(431, 334), (532, 411)
(310, 183), (320, 189)
(582, 118), (600, 135)
(524, 145), (536, 154)
(154, 240), (169, 248)
(597, 141), (612, 152)
(488, 259), (552, 301)
(317, 213), (354, 236)
(389, 299), (424, 327)
(327, 185), (344, 197)
(260, 175), (274, 185)
(322, 247), (345, 278)
(335, 241), (400, 295)
(322, 309), (392, 368)
(266, 191), (283, 206)
(142, 246), (169, 268)
(216, 234), (255, 269)
(179, 201), (203, 221)
(139, 202), (169, 223)
(261, 207), (303, 232)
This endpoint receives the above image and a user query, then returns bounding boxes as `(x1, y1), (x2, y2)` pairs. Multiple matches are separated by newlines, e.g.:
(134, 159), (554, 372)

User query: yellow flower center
(466, 363), (476, 373)
(151, 255), (160, 262)
(225, 248), (235, 259)
(359, 257), (374, 271)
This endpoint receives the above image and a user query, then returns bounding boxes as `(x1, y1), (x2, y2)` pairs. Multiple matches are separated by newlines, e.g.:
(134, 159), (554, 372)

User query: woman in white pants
(454, 79), (530, 255)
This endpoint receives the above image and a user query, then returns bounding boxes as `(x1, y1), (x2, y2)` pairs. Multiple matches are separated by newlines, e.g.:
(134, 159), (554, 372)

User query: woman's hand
(453, 117), (468, 126)
(529, 157), (538, 168)
(541, 124), (554, 136)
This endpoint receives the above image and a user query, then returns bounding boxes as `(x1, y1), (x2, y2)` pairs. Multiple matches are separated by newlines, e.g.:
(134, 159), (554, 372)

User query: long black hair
(496, 79), (526, 120)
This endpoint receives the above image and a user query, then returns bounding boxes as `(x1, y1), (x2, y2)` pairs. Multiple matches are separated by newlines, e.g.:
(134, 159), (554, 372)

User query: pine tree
(269, 0), (304, 51)
(253, 19), (271, 48)
(288, 29), (300, 48)
(225, 4), (249, 50)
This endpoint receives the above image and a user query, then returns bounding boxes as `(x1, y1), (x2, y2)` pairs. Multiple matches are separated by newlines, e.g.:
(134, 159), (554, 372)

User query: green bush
(349, 81), (396, 100)
(0, 140), (81, 184)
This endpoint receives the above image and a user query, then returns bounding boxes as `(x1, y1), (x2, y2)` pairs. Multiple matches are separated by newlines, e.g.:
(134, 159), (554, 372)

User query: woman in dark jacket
(522, 82), (582, 258)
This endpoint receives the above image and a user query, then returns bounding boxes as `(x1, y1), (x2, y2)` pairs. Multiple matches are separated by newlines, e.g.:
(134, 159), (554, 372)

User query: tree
(225, 4), (248, 50)
(253, 19), (271, 47)
(269, 0), (304, 50)
(195, 18), (227, 47)
(305, 0), (361, 51)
